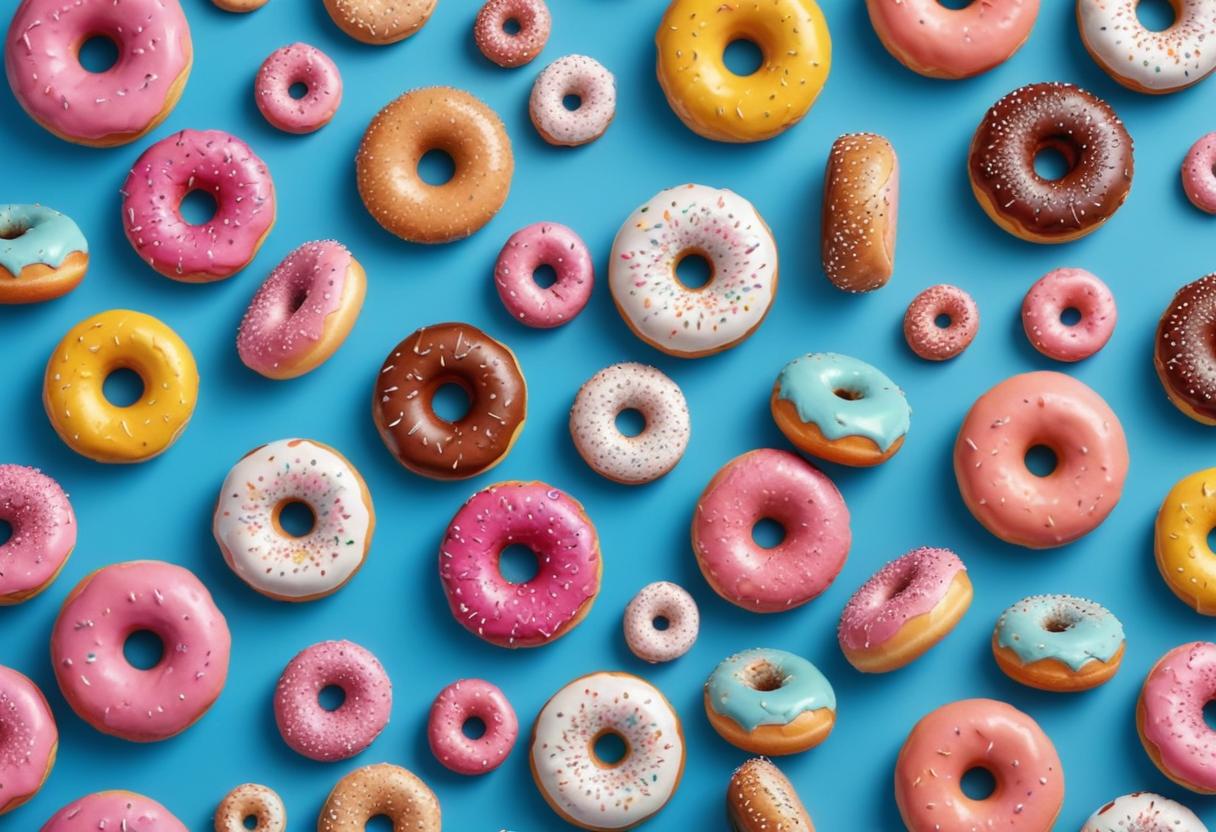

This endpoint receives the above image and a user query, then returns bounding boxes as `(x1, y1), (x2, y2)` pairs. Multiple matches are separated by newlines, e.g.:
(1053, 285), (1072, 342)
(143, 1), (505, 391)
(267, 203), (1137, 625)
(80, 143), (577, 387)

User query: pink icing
(474, 0), (551, 68)
(1022, 268), (1117, 362)
(623, 581), (699, 663)
(0, 666), (56, 813)
(40, 791), (187, 832)
(50, 560), (231, 742)
(903, 284), (979, 361)
(254, 43), (342, 134)
(1183, 133), (1216, 214)
(439, 482), (601, 648)
(4, 0), (192, 144)
(121, 129), (276, 281)
(838, 547), (966, 652)
(1141, 641), (1216, 791)
(0, 464), (75, 602)
(494, 222), (594, 328)
(427, 678), (518, 775)
(529, 55), (616, 146)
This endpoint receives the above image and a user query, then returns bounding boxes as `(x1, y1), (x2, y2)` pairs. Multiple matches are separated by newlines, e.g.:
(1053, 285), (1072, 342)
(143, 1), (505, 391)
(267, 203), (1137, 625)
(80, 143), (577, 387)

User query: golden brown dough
(727, 758), (814, 831)
(821, 133), (898, 292)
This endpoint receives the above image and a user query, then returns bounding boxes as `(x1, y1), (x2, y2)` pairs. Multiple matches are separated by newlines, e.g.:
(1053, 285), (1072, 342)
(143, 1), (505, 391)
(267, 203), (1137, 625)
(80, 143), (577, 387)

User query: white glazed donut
(1081, 791), (1208, 831)
(609, 184), (778, 358)
(569, 362), (690, 484)
(213, 438), (374, 601)
(530, 671), (685, 830)
(1078, 0), (1216, 94)
(623, 581), (699, 663)
(529, 54), (617, 146)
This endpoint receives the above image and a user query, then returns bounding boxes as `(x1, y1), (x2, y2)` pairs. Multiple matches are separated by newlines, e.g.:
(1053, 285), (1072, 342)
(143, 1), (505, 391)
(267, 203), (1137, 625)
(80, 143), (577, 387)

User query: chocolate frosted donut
(1155, 274), (1216, 424)
(968, 82), (1133, 243)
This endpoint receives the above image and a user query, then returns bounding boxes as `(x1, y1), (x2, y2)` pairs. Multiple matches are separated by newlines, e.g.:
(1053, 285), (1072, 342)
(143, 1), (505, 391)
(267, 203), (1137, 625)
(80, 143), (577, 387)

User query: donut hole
(1059, 307), (1082, 326)
(365, 815), (394, 832)
(0, 223), (28, 241)
(274, 499), (316, 538)
(102, 367), (145, 408)
(1024, 444), (1058, 478)
(502, 17), (522, 35)
(318, 684), (346, 712)
(0, 520), (11, 547)
(417, 149), (456, 186)
(179, 189), (219, 227)
(886, 571), (917, 600)
(934, 313), (952, 329)
(461, 716), (487, 739)
(77, 34), (120, 74)
(960, 766), (997, 800)
(242, 815), (258, 830)
(562, 94), (582, 112)
(833, 387), (864, 401)
(1136, 0), (1177, 31)
(615, 408), (646, 438)
(122, 629), (165, 671)
(532, 263), (558, 289)
(742, 660), (786, 692)
(723, 38), (765, 76)
(288, 82), (309, 100)
(652, 615), (671, 631)
(287, 286), (310, 314)
(751, 517), (786, 549)
(1203, 700), (1216, 730)
(936, 0), (975, 8)
(1207, 526), (1216, 554)
(1032, 143), (1073, 182)
(591, 729), (630, 768)
(1043, 616), (1075, 633)
(431, 382), (472, 423)
(498, 543), (540, 584)
(674, 252), (713, 290)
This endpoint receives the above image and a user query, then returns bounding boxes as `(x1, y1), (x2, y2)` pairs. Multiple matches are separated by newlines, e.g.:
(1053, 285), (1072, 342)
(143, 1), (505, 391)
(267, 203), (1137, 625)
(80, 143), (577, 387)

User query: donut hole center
(742, 660), (786, 692)
(102, 367), (145, 408)
(562, 94), (582, 112)
(0, 520), (11, 547)
(1043, 616), (1075, 633)
(462, 716), (487, 739)
(1207, 527), (1216, 554)
(180, 189), (219, 227)
(886, 571), (917, 600)
(751, 517), (786, 549)
(123, 629), (164, 671)
(833, 387), (864, 401)
(674, 252), (713, 290)
(1136, 0), (1178, 31)
(615, 408), (646, 438)
(418, 149), (456, 186)
(1024, 444), (1058, 478)
(936, 0), (974, 8)
(1032, 142), (1074, 182)
(431, 382), (472, 423)
(498, 543), (540, 585)
(288, 82), (309, 100)
(1059, 307), (1082, 326)
(0, 224), (28, 240)
(532, 263), (558, 289)
(591, 729), (629, 768)
(1203, 700), (1216, 730)
(652, 615), (670, 631)
(78, 34), (120, 74)
(274, 499), (316, 538)
(934, 313), (952, 329)
(288, 286), (310, 314)
(960, 766), (997, 800)
(242, 816), (258, 831)
(502, 17), (522, 34)
(365, 815), (394, 832)
(723, 38), (765, 76)
(318, 684), (346, 712)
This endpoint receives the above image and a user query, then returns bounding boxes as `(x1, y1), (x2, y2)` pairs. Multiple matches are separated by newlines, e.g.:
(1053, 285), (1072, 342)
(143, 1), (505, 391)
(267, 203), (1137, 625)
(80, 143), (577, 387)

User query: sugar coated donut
(439, 481), (601, 647)
(318, 764), (440, 832)
(705, 648), (836, 755)
(0, 464), (75, 605)
(1022, 267), (1117, 362)
(255, 43), (342, 134)
(570, 362), (690, 484)
(323, 0), (435, 44)
(1082, 792), (1208, 832)
(494, 222), (594, 328)
(821, 133), (898, 293)
(623, 581), (700, 663)
(427, 678), (518, 775)
(1139, 642), (1216, 793)
(655, 0), (831, 143)
(0, 204), (88, 304)
(969, 82), (1133, 243)
(694, 449), (850, 612)
(474, 0), (551, 68)
(1155, 274), (1216, 424)
(529, 55), (616, 146)
(609, 183), (778, 357)
(895, 698), (1064, 831)
(903, 284), (979, 361)
(993, 594), (1125, 691)
(44, 309), (199, 464)
(838, 547), (972, 673)
(771, 352), (911, 466)
(215, 784), (285, 832)
(213, 0), (268, 12)
(0, 666), (56, 814)
(1079, 0), (1216, 94)
(531, 671), (684, 830)
(357, 87), (513, 244)
(51, 560), (231, 742)
(1183, 133), (1216, 213)
(727, 758), (815, 832)
(1156, 468), (1216, 613)
(237, 241), (366, 379)
(42, 791), (188, 832)
(954, 371), (1129, 548)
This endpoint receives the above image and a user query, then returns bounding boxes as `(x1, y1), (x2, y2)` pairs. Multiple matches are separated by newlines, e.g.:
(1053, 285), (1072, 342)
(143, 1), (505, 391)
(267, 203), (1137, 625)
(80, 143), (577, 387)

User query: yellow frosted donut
(655, 0), (831, 143)
(1155, 468), (1216, 614)
(43, 310), (198, 463)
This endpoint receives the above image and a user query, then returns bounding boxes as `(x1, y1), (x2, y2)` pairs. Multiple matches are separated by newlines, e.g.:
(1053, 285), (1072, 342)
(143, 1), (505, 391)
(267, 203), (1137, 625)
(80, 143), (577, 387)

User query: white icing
(1081, 791), (1208, 832)
(1079, 0), (1216, 92)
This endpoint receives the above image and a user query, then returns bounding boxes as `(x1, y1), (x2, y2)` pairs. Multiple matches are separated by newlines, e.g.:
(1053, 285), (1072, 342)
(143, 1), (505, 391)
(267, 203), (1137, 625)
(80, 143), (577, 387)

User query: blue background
(2, 0), (1215, 828)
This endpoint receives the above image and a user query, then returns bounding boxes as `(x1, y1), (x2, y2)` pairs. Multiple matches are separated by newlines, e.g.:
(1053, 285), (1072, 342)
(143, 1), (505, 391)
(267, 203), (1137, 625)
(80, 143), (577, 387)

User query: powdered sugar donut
(475, 0), (551, 68)
(0, 665), (56, 814)
(1079, 0), (1216, 94)
(255, 43), (343, 134)
(1082, 792), (1208, 831)
(623, 581), (699, 663)
(215, 784), (285, 832)
(903, 284), (979, 361)
(529, 55), (616, 146)
(427, 678), (518, 775)
(494, 222), (593, 328)
(0, 464), (75, 604)
(1022, 267), (1116, 362)
(1183, 133), (1216, 214)
(41, 791), (188, 832)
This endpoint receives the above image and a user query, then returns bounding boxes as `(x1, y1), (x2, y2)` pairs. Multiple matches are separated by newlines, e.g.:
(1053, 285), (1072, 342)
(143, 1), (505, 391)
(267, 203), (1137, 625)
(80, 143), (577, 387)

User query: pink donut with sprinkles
(427, 678), (518, 775)
(1183, 133), (1216, 214)
(1139, 641), (1216, 793)
(903, 284), (980, 361)
(529, 55), (617, 146)
(41, 791), (188, 832)
(0, 665), (57, 814)
(494, 222), (594, 328)
(255, 43), (343, 134)
(474, 0), (551, 68)
(274, 639), (391, 762)
(623, 581), (700, 663)
(0, 464), (75, 605)
(121, 129), (276, 283)
(1022, 267), (1117, 362)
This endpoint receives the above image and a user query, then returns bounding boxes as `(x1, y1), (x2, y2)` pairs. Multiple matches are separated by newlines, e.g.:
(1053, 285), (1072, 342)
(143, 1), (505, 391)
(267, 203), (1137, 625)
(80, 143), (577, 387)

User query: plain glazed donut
(214, 784), (285, 832)
(323, 0), (436, 44)
(254, 43), (342, 134)
(1022, 267), (1117, 362)
(623, 581), (700, 663)
(427, 678), (518, 775)
(318, 764), (440, 832)
(0, 464), (75, 605)
(1155, 274), (1216, 423)
(993, 594), (1125, 691)
(0, 204), (88, 304)
(1156, 468), (1216, 614)
(0, 666), (56, 815)
(474, 0), (551, 68)
(1082, 792), (1208, 832)
(529, 55), (617, 146)
(1183, 133), (1216, 213)
(903, 284), (980, 361)
(1139, 642), (1216, 793)
(727, 758), (815, 832)
(41, 791), (188, 832)
(821, 133), (898, 293)
(494, 222), (594, 328)
(1079, 0), (1216, 94)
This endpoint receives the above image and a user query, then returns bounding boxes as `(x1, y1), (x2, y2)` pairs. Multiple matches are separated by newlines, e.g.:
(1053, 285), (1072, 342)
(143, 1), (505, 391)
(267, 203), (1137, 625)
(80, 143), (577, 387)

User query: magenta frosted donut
(1140, 642), (1216, 793)
(0, 464), (75, 604)
(255, 43), (343, 134)
(41, 791), (188, 832)
(0, 665), (56, 814)
(1183, 133), (1216, 214)
(494, 222), (594, 328)
(623, 581), (700, 663)
(274, 639), (391, 762)
(1022, 267), (1116, 362)
(474, 0), (551, 68)
(529, 55), (617, 146)
(121, 129), (276, 282)
(427, 678), (518, 775)
(903, 284), (979, 361)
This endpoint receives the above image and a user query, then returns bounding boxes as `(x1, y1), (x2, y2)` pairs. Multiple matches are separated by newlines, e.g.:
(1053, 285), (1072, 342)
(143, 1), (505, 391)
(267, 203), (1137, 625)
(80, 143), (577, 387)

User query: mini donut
(274, 639), (391, 762)
(954, 371), (1129, 548)
(1079, 0), (1216, 94)
(655, 0), (831, 143)
(609, 184), (778, 357)
(0, 464), (75, 605)
(838, 547), (972, 673)
(993, 594), (1125, 691)
(439, 481), (601, 648)
(1082, 792), (1208, 832)
(1156, 468), (1216, 614)
(0, 204), (88, 304)
(1022, 267), (1117, 362)
(821, 133), (898, 293)
(1139, 642), (1216, 794)
(214, 784), (285, 832)
(474, 0), (551, 68)
(323, 0), (436, 45)
(529, 55), (617, 147)
(254, 43), (343, 134)
(427, 678), (518, 775)
(1155, 274), (1216, 424)
(531, 671), (685, 830)
(42, 791), (188, 832)
(374, 323), (526, 480)
(212, 0), (268, 12)
(44, 309), (199, 464)
(122, 129), (276, 282)
(1183, 133), (1216, 214)
(705, 648), (836, 755)
(771, 352), (911, 467)
(569, 362), (690, 484)
(903, 284), (980, 361)
(494, 222), (594, 328)
(357, 87), (513, 244)
(969, 82), (1134, 244)
(318, 764), (440, 832)
(727, 758), (815, 832)
(0, 666), (56, 815)
(237, 241), (366, 379)
(694, 449), (850, 612)
(623, 581), (700, 663)
(51, 560), (231, 742)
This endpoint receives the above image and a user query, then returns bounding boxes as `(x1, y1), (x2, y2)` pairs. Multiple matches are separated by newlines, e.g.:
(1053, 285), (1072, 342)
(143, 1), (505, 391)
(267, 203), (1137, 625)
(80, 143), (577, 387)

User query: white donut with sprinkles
(1079, 0), (1216, 94)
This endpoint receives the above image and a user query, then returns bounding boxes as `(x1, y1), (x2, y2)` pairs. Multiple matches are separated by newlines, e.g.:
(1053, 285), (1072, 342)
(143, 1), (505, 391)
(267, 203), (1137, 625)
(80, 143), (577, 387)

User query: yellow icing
(1155, 468), (1216, 614)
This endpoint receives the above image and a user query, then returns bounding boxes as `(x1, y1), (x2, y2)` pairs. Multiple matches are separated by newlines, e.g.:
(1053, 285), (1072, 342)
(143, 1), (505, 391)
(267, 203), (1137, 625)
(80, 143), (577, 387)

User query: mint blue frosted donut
(705, 647), (835, 732)
(995, 594), (1124, 671)
(0, 204), (88, 302)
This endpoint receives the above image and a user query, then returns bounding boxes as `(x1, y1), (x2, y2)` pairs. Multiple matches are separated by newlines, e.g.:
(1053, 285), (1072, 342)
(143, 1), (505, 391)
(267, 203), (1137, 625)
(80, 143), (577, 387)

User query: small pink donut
(274, 639), (391, 762)
(0, 665), (57, 815)
(254, 43), (343, 135)
(1183, 133), (1216, 214)
(529, 55), (617, 146)
(474, 0), (551, 68)
(41, 791), (188, 832)
(1140, 641), (1216, 792)
(1021, 267), (1116, 362)
(902, 284), (979, 361)
(427, 678), (519, 775)
(623, 581), (699, 663)
(494, 222), (594, 328)
(0, 464), (75, 605)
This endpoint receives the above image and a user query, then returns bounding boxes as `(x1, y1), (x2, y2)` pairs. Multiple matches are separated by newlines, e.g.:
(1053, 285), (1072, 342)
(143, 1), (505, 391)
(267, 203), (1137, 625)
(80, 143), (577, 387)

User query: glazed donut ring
(1155, 468), (1216, 614)
(1155, 274), (1216, 424)
(214, 784), (285, 832)
(0, 204), (88, 304)
(323, 0), (436, 44)
(318, 764), (440, 832)
(1079, 0), (1216, 94)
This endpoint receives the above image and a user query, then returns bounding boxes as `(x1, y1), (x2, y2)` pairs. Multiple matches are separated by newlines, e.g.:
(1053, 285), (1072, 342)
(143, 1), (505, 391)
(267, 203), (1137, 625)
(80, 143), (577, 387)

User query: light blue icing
(705, 648), (835, 731)
(776, 352), (910, 452)
(0, 204), (87, 278)
(995, 594), (1124, 671)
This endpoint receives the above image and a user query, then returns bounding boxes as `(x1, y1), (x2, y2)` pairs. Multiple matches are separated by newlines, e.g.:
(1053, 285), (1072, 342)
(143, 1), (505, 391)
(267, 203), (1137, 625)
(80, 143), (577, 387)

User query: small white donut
(529, 54), (616, 146)
(623, 581), (699, 663)
(1081, 791), (1208, 832)
(1078, 0), (1216, 94)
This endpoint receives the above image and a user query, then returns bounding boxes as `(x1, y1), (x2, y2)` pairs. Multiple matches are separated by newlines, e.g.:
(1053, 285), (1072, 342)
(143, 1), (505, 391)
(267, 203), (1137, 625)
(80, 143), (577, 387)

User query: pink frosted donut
(1022, 267), (1117, 362)
(474, 0), (551, 68)
(1183, 133), (1216, 214)
(529, 55), (617, 146)
(693, 449), (851, 613)
(274, 639), (391, 762)
(0, 464), (75, 604)
(494, 222), (594, 328)
(623, 581), (699, 663)
(439, 481), (601, 648)
(51, 560), (231, 742)
(1139, 641), (1216, 793)
(255, 43), (343, 134)
(0, 666), (56, 814)
(427, 678), (518, 775)
(121, 129), (276, 283)
(902, 284), (979, 361)
(41, 791), (188, 832)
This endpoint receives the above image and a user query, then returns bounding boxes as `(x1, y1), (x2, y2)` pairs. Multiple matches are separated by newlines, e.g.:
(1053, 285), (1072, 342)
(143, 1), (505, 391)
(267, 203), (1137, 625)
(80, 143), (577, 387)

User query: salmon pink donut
(1139, 641), (1216, 793)
(41, 791), (188, 832)
(474, 0), (551, 68)
(494, 223), (593, 328)
(0, 464), (75, 605)
(1183, 133), (1216, 214)
(903, 284), (979, 361)
(529, 55), (617, 146)
(1022, 268), (1117, 362)
(624, 581), (699, 663)
(427, 678), (518, 775)
(0, 665), (57, 815)
(255, 43), (342, 135)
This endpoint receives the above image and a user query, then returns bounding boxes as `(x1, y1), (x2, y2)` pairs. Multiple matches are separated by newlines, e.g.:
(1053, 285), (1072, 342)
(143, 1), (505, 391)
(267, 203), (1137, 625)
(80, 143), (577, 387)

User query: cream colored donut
(214, 784), (285, 832)
(1078, 0), (1216, 94)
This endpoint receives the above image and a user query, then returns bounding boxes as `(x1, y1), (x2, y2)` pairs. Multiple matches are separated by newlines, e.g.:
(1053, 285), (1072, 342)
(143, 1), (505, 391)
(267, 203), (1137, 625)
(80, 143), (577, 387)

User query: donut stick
(727, 758), (814, 831)
(821, 133), (898, 292)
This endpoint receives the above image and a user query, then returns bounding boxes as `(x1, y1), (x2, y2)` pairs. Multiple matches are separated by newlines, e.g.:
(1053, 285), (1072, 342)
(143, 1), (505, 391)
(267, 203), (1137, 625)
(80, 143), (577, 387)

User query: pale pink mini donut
(1022, 267), (1116, 362)
(274, 639), (391, 762)
(1182, 133), (1216, 214)
(529, 55), (617, 146)
(623, 581), (700, 663)
(474, 0), (551, 68)
(1140, 642), (1216, 792)
(494, 222), (593, 328)
(0, 665), (57, 814)
(255, 43), (342, 134)
(0, 464), (75, 604)
(427, 678), (519, 775)
(903, 284), (979, 361)
(41, 791), (188, 832)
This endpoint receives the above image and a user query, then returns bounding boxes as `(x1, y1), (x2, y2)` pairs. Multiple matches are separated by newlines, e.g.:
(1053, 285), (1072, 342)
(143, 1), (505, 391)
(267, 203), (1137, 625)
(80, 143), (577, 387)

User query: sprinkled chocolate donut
(214, 784), (285, 832)
(322, 0), (435, 45)
(1156, 274), (1216, 424)
(474, 0), (551, 68)
(318, 764), (440, 832)
(903, 284), (979, 361)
